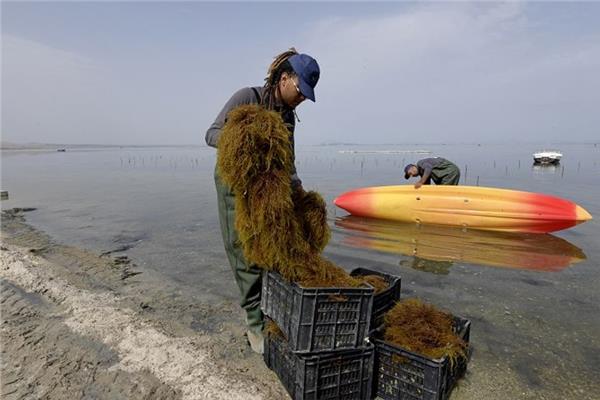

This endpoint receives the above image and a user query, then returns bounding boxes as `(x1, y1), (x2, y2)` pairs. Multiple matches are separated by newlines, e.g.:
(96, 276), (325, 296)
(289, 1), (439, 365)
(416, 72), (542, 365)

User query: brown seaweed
(383, 298), (467, 365)
(216, 104), (367, 288)
(264, 319), (285, 340)
(360, 275), (389, 293)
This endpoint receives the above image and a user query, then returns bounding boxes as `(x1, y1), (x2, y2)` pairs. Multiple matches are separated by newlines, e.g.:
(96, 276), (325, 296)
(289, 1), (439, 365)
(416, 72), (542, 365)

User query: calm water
(2, 143), (599, 397)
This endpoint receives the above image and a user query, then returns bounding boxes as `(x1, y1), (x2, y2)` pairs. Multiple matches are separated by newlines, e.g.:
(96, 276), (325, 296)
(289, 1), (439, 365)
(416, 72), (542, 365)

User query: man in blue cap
(404, 158), (461, 189)
(206, 49), (319, 354)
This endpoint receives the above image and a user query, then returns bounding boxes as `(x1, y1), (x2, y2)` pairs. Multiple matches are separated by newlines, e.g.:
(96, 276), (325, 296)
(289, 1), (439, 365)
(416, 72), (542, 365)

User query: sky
(2, 1), (599, 145)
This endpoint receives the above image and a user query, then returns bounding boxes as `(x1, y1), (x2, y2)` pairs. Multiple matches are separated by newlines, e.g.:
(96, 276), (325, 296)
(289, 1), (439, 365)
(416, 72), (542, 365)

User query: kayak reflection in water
(335, 216), (586, 273)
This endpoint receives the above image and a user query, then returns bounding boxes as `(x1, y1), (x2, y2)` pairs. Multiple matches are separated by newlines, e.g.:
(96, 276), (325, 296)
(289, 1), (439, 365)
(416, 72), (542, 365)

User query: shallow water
(2, 143), (599, 398)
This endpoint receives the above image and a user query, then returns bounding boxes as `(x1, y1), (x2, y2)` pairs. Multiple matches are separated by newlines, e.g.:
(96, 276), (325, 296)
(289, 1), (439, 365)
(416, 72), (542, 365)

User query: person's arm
(205, 88), (258, 148)
(414, 161), (433, 189)
(414, 171), (431, 189)
(287, 130), (302, 190)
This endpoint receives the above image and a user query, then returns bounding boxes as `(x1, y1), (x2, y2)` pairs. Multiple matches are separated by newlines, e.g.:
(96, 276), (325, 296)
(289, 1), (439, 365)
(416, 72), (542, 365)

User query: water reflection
(334, 216), (586, 272)
(532, 163), (560, 174)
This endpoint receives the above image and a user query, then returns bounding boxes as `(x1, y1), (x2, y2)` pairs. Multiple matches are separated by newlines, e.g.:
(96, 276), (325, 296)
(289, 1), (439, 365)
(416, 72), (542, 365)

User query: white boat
(533, 150), (562, 164)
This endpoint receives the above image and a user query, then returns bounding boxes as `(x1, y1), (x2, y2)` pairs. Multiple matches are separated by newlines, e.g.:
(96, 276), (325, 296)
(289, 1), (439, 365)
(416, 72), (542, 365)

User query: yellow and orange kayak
(334, 185), (592, 233)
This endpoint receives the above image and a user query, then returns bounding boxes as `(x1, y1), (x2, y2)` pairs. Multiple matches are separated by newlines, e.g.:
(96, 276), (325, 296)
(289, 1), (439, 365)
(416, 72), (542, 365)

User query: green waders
(214, 167), (264, 333)
(430, 160), (461, 185)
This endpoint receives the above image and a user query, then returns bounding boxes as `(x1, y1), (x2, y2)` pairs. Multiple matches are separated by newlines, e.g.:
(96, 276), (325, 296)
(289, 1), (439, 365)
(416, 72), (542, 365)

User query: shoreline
(0, 209), (287, 400)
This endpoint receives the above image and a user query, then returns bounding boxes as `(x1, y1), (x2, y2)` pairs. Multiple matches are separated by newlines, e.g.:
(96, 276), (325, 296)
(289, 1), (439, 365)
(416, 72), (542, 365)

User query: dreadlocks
(262, 48), (299, 110)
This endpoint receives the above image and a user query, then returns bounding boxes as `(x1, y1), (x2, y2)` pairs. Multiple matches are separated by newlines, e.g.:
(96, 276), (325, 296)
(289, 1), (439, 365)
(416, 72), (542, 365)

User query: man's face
(409, 166), (419, 177)
(280, 73), (306, 109)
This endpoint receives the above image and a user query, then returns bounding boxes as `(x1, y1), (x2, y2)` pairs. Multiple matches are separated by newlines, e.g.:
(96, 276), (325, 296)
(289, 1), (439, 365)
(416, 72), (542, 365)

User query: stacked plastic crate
(370, 316), (471, 400)
(263, 267), (472, 400)
(261, 268), (401, 400)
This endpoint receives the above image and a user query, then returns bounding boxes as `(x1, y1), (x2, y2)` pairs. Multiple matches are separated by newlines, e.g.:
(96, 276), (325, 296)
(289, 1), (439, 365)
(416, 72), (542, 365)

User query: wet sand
(1, 209), (287, 400)
(2, 208), (598, 399)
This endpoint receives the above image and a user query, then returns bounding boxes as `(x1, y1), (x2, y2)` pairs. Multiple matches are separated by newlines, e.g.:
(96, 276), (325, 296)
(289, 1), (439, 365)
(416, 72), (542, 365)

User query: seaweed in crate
(383, 298), (467, 365)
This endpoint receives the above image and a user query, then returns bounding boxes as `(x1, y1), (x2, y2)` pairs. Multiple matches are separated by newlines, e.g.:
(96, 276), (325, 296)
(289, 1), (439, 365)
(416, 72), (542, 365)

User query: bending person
(404, 157), (461, 189)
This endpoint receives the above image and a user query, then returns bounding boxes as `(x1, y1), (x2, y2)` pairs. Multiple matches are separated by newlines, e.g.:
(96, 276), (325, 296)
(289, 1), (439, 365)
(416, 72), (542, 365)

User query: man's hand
(414, 182), (423, 189)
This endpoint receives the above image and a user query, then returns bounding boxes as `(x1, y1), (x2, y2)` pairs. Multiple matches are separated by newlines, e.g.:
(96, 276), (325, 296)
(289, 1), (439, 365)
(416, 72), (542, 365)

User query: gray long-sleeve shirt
(206, 86), (301, 187)
(416, 157), (447, 177)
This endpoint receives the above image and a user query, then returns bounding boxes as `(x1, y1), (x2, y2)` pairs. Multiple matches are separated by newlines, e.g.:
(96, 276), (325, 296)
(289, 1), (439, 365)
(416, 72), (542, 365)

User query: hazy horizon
(2, 140), (599, 150)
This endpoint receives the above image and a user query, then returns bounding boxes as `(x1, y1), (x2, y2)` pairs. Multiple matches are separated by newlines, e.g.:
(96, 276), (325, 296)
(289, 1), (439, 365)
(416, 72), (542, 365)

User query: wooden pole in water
(464, 165), (468, 184)
(476, 176), (480, 186)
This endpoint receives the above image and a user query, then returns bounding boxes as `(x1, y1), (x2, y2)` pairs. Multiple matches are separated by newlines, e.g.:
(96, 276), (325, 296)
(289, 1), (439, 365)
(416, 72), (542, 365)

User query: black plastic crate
(261, 271), (374, 353)
(350, 268), (401, 327)
(264, 332), (374, 400)
(372, 317), (471, 400)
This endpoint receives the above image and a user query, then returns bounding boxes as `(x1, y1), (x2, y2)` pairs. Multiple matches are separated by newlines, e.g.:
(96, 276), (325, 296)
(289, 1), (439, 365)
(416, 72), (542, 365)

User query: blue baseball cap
(288, 53), (320, 102)
(404, 164), (416, 179)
